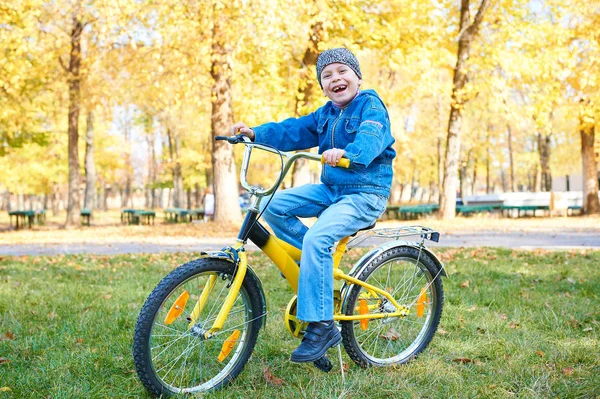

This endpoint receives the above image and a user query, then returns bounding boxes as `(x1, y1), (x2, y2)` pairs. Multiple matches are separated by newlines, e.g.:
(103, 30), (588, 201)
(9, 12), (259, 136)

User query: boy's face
(320, 63), (362, 105)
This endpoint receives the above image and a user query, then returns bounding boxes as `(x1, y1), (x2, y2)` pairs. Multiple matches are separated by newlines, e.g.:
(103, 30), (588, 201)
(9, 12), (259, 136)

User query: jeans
(261, 184), (387, 322)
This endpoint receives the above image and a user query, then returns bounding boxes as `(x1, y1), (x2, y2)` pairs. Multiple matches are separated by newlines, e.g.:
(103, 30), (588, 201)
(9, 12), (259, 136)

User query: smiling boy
(232, 48), (395, 363)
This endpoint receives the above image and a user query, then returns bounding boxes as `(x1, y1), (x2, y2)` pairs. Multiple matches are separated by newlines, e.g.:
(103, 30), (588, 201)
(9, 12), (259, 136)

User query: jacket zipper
(330, 108), (344, 149)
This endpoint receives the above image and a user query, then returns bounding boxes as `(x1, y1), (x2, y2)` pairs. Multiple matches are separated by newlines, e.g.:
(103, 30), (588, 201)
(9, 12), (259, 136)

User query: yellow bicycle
(133, 135), (447, 396)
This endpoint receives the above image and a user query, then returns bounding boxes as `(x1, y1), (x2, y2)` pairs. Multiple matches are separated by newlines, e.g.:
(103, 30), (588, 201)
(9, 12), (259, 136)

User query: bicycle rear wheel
(341, 246), (444, 367)
(133, 258), (264, 396)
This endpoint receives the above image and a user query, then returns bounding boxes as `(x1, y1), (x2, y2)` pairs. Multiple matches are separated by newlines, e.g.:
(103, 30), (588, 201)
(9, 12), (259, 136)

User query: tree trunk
(409, 160), (417, 202)
(471, 157), (477, 195)
(460, 151), (471, 203)
(439, 0), (491, 219)
(579, 99), (600, 214)
(210, 11), (241, 223)
(507, 123), (516, 192)
(83, 111), (96, 210)
(437, 137), (443, 202)
(291, 22), (323, 188)
(65, 16), (83, 226)
(485, 130), (491, 194)
(166, 127), (184, 208)
(537, 132), (552, 191)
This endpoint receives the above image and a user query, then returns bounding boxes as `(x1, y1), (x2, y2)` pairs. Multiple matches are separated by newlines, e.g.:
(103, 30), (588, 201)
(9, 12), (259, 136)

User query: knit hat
(316, 48), (362, 88)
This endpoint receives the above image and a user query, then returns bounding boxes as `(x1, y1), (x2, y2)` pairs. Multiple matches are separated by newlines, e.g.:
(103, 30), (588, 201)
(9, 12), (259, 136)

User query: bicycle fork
(185, 242), (249, 339)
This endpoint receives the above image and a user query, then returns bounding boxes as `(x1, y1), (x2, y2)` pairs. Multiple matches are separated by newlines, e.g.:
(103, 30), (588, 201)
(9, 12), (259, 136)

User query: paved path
(1, 229), (598, 256)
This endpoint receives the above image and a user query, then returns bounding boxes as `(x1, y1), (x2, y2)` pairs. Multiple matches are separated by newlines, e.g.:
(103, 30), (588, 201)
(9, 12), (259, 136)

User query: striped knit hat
(316, 48), (362, 88)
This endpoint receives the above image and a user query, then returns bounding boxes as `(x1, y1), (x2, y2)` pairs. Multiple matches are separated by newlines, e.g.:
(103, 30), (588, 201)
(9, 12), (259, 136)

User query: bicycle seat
(350, 222), (376, 237)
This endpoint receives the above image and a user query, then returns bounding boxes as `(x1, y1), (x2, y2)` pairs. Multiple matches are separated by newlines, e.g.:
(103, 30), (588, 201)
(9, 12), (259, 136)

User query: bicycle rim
(148, 270), (254, 393)
(343, 252), (441, 366)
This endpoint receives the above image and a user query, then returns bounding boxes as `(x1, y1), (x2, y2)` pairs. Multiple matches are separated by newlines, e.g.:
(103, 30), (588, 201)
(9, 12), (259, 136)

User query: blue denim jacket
(253, 89), (395, 197)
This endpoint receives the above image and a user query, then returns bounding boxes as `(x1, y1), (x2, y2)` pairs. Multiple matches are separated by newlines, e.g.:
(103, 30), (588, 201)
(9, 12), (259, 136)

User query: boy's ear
(358, 79), (363, 86)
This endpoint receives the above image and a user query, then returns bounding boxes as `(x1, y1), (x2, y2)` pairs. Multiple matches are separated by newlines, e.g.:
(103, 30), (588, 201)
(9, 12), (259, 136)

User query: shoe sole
(290, 332), (342, 363)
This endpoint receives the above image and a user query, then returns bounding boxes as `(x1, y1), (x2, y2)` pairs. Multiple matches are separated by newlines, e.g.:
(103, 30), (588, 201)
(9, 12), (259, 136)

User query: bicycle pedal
(313, 355), (333, 373)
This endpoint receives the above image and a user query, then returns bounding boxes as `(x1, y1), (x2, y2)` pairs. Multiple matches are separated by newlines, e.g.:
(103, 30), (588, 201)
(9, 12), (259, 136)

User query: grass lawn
(1, 248), (598, 398)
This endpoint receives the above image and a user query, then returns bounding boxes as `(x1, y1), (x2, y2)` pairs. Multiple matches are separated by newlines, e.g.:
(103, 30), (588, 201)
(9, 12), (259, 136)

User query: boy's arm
(253, 112), (320, 151)
(342, 97), (394, 168)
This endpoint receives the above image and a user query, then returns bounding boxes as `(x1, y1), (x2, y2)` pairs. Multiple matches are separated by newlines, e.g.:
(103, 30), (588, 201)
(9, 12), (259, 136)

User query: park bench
(121, 209), (156, 225)
(165, 208), (191, 223)
(381, 204), (440, 220)
(8, 209), (46, 229)
(383, 205), (401, 220)
(81, 208), (92, 226)
(501, 205), (550, 218)
(189, 208), (206, 221)
(456, 204), (501, 216)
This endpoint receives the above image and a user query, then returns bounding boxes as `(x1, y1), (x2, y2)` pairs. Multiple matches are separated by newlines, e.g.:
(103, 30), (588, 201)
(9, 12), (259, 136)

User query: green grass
(1, 248), (599, 398)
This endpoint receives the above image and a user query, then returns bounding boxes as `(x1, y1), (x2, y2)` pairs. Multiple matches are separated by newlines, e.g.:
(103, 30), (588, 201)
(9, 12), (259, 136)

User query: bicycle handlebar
(215, 135), (349, 196)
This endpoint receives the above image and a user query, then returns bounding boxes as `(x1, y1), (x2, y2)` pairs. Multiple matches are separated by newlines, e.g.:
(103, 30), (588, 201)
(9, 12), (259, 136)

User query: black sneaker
(290, 320), (341, 363)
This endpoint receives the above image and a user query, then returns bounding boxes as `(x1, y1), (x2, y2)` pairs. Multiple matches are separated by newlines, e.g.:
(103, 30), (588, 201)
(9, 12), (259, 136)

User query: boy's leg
(260, 184), (333, 249)
(296, 192), (388, 322)
(291, 191), (387, 362)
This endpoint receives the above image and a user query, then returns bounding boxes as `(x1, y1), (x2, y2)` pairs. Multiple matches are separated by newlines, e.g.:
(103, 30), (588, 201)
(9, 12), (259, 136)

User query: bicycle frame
(188, 138), (412, 338)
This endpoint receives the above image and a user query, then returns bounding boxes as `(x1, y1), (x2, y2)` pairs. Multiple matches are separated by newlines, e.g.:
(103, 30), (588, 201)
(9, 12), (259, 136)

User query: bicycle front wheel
(341, 246), (444, 367)
(133, 258), (264, 396)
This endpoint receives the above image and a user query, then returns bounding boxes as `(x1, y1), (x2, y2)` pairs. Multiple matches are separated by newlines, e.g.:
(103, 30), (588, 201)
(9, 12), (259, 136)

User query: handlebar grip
(320, 156), (350, 169)
(215, 134), (247, 144)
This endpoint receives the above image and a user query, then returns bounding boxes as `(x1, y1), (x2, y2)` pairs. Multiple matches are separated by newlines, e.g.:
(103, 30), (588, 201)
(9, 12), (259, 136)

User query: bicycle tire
(341, 246), (444, 367)
(133, 258), (264, 396)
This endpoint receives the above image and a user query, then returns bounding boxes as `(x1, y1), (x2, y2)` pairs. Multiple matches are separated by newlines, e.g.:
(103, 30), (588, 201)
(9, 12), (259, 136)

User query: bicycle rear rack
(347, 225), (440, 249)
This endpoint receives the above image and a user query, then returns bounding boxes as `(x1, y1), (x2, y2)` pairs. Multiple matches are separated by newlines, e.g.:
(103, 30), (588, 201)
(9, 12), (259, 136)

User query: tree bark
(210, 10), (241, 223)
(537, 132), (552, 191)
(485, 129), (491, 194)
(291, 22), (323, 188)
(439, 0), (491, 219)
(460, 151), (471, 203)
(65, 16), (83, 226)
(507, 123), (516, 191)
(471, 157), (477, 195)
(83, 111), (96, 210)
(166, 127), (184, 208)
(579, 99), (600, 214)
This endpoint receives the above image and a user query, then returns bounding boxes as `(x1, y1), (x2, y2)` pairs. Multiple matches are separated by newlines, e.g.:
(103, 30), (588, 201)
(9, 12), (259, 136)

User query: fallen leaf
(0, 358), (10, 365)
(104, 294), (112, 300)
(124, 369), (135, 375)
(460, 280), (470, 288)
(535, 351), (546, 357)
(0, 387), (11, 392)
(504, 354), (510, 360)
(0, 332), (15, 341)
(458, 315), (465, 323)
(453, 357), (472, 364)
(562, 367), (574, 376)
(341, 362), (350, 372)
(582, 327), (593, 332)
(76, 338), (84, 344)
(508, 321), (520, 329)
(438, 328), (448, 335)
(47, 312), (58, 320)
(263, 366), (283, 386)
(380, 327), (401, 341)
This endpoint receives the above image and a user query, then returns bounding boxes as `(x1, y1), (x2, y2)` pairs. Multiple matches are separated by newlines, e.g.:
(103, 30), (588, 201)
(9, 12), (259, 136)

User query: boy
(231, 48), (395, 362)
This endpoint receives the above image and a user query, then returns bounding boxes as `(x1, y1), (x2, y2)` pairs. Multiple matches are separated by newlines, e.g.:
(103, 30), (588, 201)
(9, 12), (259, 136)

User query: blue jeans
(261, 184), (388, 322)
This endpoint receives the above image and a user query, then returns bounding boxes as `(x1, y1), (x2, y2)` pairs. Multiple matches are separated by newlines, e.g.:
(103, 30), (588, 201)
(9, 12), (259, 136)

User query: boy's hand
(322, 148), (346, 167)
(231, 122), (255, 141)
